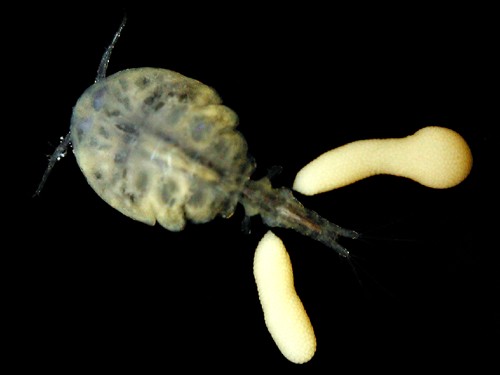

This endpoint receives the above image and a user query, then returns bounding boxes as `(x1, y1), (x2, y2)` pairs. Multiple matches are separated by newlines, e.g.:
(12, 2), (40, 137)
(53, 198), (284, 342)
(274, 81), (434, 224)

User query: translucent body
(69, 66), (357, 255)
(71, 68), (254, 231)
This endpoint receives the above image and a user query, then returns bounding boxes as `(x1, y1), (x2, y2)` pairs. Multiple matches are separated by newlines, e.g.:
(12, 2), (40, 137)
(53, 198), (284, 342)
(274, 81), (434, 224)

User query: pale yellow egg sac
(293, 126), (473, 195)
(254, 231), (316, 364)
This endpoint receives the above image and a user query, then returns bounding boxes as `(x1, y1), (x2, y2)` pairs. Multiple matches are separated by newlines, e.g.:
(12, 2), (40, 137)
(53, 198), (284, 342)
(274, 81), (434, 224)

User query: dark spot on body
(157, 132), (174, 145)
(114, 89), (132, 111)
(191, 121), (210, 142)
(114, 150), (127, 164)
(160, 180), (179, 206)
(98, 144), (112, 151)
(164, 106), (186, 126)
(136, 76), (150, 89)
(144, 89), (163, 107)
(115, 123), (139, 136)
(75, 128), (84, 143)
(106, 109), (121, 117)
(74, 117), (93, 142)
(167, 90), (189, 103)
(99, 126), (110, 139)
(118, 79), (128, 91)
(154, 101), (165, 111)
(89, 137), (101, 148)
(188, 189), (206, 206)
(212, 137), (230, 156)
(94, 171), (103, 180)
(120, 184), (137, 204)
(144, 96), (155, 106)
(135, 171), (149, 191)
(123, 134), (137, 144)
(93, 88), (106, 111)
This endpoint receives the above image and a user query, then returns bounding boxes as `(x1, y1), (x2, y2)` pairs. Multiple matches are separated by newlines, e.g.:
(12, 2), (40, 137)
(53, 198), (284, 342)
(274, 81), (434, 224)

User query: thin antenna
(33, 15), (127, 197)
(96, 15), (127, 82)
(33, 133), (72, 197)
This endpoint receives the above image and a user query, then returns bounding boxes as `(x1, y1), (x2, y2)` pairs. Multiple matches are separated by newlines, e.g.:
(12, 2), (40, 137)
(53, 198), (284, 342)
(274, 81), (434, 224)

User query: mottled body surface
(70, 66), (357, 256)
(71, 68), (254, 231)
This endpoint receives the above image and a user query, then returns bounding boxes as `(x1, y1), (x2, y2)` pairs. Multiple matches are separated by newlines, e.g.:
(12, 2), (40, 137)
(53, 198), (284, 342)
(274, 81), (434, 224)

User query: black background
(11, 3), (496, 372)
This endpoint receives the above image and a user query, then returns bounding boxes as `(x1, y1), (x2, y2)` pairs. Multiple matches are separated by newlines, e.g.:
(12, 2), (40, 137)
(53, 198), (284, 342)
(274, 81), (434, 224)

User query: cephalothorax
(37, 17), (358, 256)
(71, 67), (253, 232)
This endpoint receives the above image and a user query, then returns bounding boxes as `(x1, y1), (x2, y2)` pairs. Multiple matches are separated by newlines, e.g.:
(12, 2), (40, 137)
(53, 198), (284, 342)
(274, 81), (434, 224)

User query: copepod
(36, 17), (359, 257)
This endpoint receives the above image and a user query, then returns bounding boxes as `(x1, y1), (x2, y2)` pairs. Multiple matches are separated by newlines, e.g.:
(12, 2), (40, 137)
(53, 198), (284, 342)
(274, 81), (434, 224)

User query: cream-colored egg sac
(254, 231), (316, 364)
(294, 126), (472, 195)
